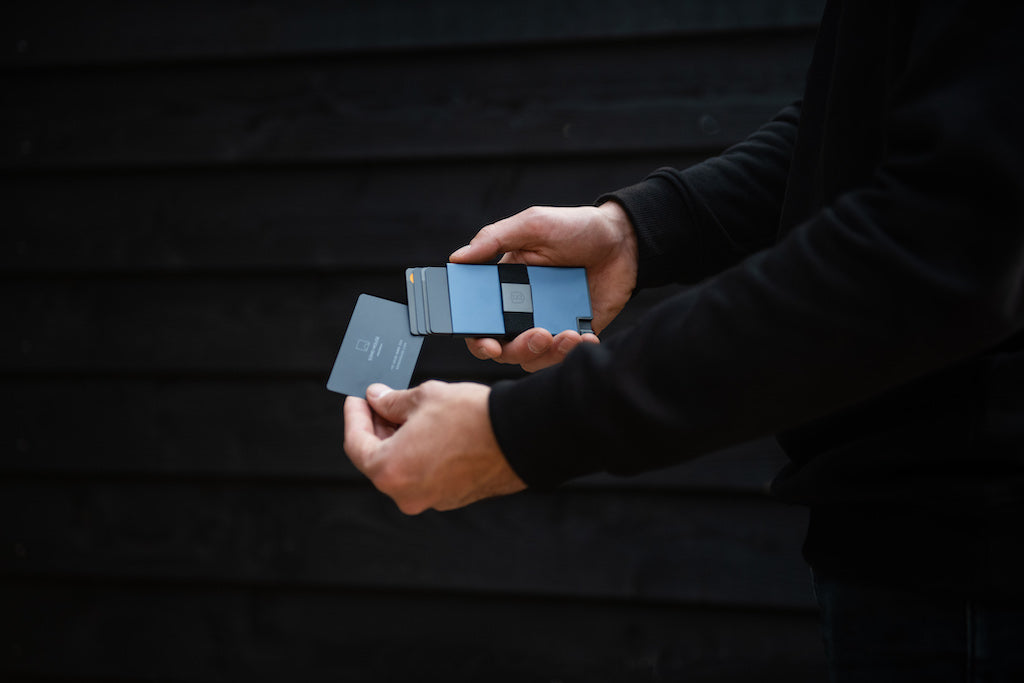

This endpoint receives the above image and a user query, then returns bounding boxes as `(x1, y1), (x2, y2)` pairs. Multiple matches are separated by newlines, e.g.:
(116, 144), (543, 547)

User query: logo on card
(511, 292), (526, 304)
(355, 339), (370, 352)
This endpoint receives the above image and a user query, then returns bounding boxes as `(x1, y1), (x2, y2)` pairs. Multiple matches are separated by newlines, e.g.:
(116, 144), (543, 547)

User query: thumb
(365, 384), (415, 424)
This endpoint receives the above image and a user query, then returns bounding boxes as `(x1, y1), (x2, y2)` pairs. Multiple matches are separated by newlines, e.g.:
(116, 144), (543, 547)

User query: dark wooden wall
(2, 2), (828, 680)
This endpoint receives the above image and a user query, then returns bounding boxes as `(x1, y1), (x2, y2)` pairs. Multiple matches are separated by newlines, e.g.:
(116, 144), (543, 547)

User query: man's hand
(343, 381), (526, 514)
(450, 201), (638, 372)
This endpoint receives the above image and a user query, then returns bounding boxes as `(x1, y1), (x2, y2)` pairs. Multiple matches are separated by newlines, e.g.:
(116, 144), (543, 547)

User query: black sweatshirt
(489, 1), (1024, 596)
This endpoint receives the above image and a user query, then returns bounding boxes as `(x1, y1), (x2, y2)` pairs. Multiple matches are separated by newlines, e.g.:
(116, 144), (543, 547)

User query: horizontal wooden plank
(2, 377), (354, 479)
(2, 34), (812, 169)
(4, 273), (514, 377)
(4, 273), (687, 376)
(4, 274), (789, 487)
(0, 375), (788, 490)
(3, 0), (825, 67)
(1, 580), (827, 682)
(0, 478), (813, 609)
(2, 156), (698, 274)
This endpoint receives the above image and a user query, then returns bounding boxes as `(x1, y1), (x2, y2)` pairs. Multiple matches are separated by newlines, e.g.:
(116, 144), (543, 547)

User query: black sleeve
(489, 4), (1024, 489)
(602, 103), (800, 288)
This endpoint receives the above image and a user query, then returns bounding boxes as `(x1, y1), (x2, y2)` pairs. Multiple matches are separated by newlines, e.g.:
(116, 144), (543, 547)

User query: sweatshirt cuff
(488, 370), (602, 490)
(598, 170), (703, 288)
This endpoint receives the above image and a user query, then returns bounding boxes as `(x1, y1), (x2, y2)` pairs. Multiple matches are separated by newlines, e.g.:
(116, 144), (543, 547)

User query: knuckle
(465, 340), (486, 358)
(474, 223), (493, 241)
(476, 224), (503, 252)
(522, 205), (555, 232)
(525, 343), (546, 358)
(342, 433), (366, 463)
(520, 205), (545, 223)
(373, 464), (430, 515)
(420, 379), (445, 396)
(396, 499), (430, 516)
(373, 460), (411, 497)
(402, 384), (424, 406)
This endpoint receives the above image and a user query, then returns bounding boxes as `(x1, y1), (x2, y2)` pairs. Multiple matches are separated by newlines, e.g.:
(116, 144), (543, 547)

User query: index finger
(465, 336), (504, 361)
(449, 208), (551, 264)
(449, 223), (507, 263)
(465, 328), (556, 366)
(343, 396), (383, 472)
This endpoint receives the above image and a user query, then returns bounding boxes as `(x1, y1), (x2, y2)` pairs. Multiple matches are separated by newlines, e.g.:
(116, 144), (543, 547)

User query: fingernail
(527, 332), (551, 354)
(449, 245), (472, 260)
(366, 383), (392, 399)
(556, 337), (576, 355)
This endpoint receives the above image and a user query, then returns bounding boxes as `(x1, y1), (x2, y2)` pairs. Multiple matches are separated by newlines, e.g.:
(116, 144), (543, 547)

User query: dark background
(2, 1), (828, 680)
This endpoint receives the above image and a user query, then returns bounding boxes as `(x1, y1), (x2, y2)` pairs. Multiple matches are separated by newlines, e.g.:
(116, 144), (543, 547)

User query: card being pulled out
(326, 294), (424, 397)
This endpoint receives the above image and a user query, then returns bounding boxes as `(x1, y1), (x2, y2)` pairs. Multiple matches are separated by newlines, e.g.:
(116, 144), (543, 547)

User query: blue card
(526, 265), (592, 334)
(326, 294), (424, 397)
(446, 263), (506, 335)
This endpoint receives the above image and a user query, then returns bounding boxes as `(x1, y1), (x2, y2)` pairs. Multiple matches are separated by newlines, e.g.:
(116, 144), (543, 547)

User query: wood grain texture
(4, 274), (486, 377)
(3, 3), (831, 679)
(0, 375), (787, 489)
(0, 479), (813, 608)
(4, 0), (824, 67)
(1, 580), (827, 683)
(3, 34), (813, 169)
(1, 156), (698, 274)
(4, 276), (687, 376)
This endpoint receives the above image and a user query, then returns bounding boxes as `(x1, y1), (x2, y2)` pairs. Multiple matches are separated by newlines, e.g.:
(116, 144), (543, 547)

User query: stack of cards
(406, 263), (592, 339)
(405, 266), (458, 335)
(327, 263), (592, 397)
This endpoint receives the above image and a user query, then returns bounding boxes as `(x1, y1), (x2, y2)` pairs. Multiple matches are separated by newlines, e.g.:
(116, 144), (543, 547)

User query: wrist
(597, 198), (631, 233)
(596, 199), (639, 294)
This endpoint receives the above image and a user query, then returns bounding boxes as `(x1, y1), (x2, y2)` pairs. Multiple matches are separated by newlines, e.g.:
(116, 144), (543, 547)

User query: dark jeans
(813, 570), (1024, 682)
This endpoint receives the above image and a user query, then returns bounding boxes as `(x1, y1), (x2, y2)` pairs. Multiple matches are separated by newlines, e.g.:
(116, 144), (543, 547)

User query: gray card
(423, 266), (453, 334)
(416, 266), (430, 335)
(405, 268), (419, 336)
(326, 294), (424, 397)
(411, 267), (427, 335)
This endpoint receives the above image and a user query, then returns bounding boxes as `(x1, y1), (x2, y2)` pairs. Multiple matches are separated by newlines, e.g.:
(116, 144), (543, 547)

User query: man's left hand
(343, 381), (526, 514)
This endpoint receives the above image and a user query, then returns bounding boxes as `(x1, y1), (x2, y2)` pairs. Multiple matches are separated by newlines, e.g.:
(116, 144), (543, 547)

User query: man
(345, 2), (1024, 679)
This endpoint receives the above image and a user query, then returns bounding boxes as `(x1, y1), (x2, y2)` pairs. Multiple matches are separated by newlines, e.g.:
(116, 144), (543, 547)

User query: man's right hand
(449, 201), (638, 372)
